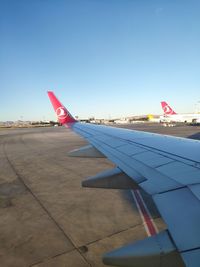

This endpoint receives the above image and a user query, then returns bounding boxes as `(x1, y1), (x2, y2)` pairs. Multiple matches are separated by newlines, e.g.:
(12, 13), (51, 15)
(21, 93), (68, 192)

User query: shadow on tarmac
(188, 132), (200, 140)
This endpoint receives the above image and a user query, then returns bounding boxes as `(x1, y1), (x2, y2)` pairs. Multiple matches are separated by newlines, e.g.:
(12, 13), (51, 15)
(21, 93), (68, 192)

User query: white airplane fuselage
(160, 113), (200, 123)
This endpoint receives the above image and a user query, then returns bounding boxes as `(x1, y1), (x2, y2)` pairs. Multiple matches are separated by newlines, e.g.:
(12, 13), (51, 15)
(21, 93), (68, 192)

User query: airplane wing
(47, 91), (200, 267)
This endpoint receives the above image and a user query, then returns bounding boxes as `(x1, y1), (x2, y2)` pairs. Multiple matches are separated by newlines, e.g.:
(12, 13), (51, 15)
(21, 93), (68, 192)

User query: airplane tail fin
(47, 91), (77, 124)
(161, 101), (177, 115)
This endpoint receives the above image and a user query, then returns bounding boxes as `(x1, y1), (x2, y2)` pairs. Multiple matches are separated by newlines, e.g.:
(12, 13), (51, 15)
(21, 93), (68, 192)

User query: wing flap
(84, 137), (183, 195)
(153, 187), (200, 252)
(89, 139), (146, 184)
(182, 249), (200, 267)
(157, 162), (200, 185)
(117, 144), (147, 156)
(189, 184), (200, 200)
(132, 151), (174, 168)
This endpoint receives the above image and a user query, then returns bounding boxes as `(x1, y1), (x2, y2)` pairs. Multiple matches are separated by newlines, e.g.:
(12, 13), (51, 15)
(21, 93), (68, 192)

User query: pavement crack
(3, 140), (92, 267)
(84, 222), (147, 248)
(29, 248), (92, 267)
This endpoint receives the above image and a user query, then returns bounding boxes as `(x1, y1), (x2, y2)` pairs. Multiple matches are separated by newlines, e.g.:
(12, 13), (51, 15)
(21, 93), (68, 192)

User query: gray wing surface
(70, 122), (200, 267)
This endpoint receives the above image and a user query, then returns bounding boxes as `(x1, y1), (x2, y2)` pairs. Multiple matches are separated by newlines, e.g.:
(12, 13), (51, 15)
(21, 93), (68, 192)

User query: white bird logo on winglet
(56, 107), (68, 119)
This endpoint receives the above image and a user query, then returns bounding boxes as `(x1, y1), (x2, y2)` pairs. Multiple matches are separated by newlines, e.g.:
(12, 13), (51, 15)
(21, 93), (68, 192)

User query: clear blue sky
(1, 0), (200, 121)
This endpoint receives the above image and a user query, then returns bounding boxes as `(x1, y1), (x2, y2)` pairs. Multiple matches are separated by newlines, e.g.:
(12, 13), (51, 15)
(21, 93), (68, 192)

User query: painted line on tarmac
(131, 189), (158, 236)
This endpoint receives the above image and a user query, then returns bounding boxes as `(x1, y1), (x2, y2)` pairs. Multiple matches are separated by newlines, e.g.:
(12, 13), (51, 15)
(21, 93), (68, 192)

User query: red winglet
(161, 101), (177, 115)
(47, 91), (77, 124)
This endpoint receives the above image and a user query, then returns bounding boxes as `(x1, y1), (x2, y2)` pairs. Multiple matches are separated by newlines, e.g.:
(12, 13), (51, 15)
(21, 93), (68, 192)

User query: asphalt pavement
(0, 123), (199, 267)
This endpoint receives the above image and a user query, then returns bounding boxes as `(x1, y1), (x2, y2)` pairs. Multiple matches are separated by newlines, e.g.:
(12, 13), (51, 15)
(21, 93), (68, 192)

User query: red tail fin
(47, 91), (77, 124)
(161, 101), (177, 115)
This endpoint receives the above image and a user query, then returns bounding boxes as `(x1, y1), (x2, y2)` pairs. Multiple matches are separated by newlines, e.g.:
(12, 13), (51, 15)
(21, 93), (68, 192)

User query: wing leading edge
(47, 91), (200, 267)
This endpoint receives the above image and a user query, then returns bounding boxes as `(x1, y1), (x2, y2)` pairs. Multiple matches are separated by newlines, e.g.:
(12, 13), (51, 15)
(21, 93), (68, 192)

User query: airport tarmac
(0, 123), (200, 267)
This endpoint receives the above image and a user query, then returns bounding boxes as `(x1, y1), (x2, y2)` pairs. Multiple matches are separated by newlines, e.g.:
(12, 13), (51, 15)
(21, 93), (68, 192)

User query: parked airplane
(47, 91), (200, 267)
(160, 101), (200, 123)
